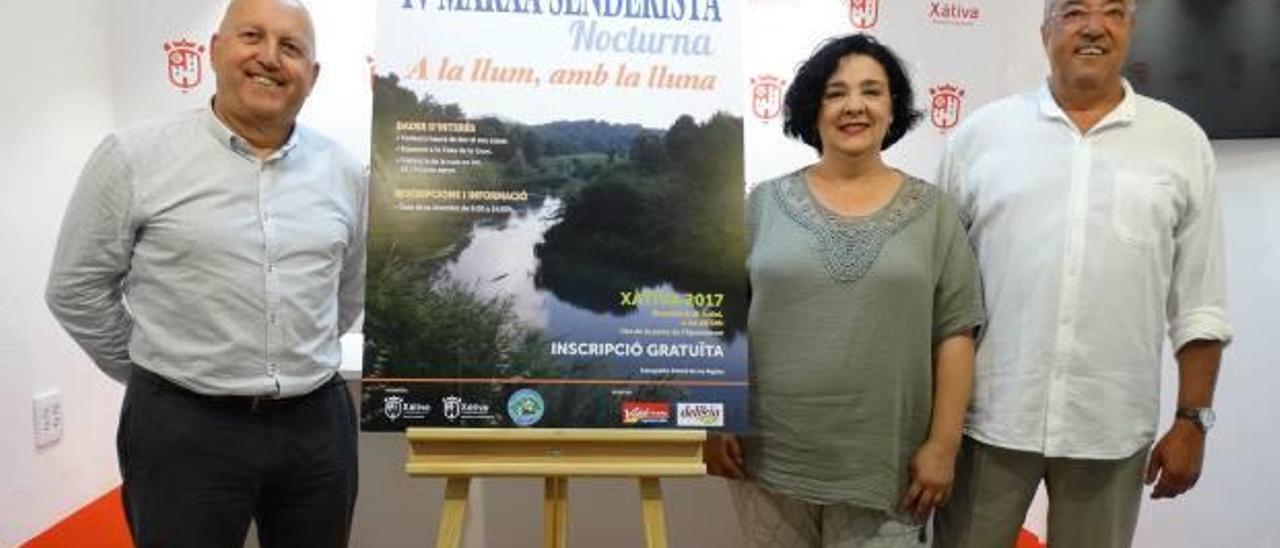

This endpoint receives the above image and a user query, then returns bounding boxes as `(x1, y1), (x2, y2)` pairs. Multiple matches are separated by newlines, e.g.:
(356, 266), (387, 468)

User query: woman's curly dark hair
(783, 33), (923, 153)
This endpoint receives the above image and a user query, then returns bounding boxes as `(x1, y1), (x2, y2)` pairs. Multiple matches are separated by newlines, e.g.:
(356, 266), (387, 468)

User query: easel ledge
(405, 427), (709, 548)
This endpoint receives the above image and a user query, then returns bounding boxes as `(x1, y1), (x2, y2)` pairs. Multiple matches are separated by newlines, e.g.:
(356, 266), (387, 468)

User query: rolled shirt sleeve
(1167, 134), (1232, 350)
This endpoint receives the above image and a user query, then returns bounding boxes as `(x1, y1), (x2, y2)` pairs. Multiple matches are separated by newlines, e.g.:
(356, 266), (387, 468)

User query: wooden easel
(405, 428), (707, 548)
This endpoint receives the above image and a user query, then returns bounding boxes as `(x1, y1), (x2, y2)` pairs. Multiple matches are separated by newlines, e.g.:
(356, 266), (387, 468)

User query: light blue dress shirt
(47, 107), (367, 397)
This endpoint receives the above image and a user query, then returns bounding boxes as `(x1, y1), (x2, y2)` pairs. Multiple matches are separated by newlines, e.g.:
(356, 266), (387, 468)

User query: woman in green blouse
(706, 34), (984, 547)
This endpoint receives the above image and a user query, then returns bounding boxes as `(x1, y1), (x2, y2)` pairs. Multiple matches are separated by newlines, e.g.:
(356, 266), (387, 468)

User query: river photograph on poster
(361, 0), (747, 432)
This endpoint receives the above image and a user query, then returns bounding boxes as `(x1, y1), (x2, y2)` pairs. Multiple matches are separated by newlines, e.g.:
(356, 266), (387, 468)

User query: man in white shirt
(932, 1), (1231, 546)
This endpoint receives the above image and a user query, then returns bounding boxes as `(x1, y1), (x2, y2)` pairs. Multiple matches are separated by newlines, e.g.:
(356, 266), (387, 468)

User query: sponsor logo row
(622, 401), (725, 427)
(381, 391), (724, 428)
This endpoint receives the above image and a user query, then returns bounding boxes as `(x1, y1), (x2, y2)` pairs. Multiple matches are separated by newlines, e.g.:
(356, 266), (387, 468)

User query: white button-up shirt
(938, 81), (1232, 459)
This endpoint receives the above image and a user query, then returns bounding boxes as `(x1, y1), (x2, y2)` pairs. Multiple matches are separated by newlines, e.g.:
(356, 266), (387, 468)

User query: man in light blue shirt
(45, 0), (366, 546)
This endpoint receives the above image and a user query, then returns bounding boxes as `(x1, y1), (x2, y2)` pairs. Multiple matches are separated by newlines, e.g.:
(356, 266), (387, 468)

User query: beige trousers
(729, 480), (925, 548)
(933, 436), (1149, 548)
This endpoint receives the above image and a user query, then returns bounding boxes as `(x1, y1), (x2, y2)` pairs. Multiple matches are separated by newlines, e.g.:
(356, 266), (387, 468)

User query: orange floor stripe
(20, 485), (1045, 548)
(1016, 528), (1047, 548)
(22, 486), (132, 548)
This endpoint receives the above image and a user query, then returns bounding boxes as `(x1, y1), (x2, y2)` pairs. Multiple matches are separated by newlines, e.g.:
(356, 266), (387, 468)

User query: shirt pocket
(1110, 173), (1175, 248)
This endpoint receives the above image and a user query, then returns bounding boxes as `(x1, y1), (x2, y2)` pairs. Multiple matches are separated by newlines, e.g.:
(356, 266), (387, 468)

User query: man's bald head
(210, 0), (320, 149)
(219, 0), (316, 55)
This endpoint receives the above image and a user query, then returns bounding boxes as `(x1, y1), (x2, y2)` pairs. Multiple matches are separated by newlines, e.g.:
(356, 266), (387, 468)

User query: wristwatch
(1175, 407), (1216, 433)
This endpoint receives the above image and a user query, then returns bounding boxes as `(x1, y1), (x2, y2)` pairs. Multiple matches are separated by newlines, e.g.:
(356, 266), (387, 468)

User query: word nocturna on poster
(401, 0), (722, 57)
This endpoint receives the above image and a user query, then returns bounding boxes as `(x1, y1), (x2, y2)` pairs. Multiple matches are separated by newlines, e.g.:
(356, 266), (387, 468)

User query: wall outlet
(33, 389), (63, 448)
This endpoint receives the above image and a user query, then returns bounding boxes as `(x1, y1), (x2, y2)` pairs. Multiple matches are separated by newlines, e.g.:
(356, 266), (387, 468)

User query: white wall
(2, 1), (1277, 546)
(106, 0), (373, 161)
(1133, 139), (1280, 546)
(0, 1), (123, 545)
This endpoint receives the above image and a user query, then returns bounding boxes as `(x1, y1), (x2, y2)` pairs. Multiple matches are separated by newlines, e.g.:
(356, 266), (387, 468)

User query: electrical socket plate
(33, 389), (63, 448)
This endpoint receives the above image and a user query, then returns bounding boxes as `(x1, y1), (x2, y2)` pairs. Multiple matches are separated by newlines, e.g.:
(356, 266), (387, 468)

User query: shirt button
(268, 263), (276, 272)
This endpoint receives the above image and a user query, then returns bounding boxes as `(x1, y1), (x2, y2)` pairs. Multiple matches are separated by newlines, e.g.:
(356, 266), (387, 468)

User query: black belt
(131, 365), (342, 413)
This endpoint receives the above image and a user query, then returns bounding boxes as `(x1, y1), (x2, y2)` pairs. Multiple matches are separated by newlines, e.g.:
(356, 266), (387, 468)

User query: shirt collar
(201, 99), (302, 161)
(1037, 78), (1137, 133)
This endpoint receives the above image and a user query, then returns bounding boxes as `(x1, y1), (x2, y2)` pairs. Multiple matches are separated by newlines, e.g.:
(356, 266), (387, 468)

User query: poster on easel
(361, 0), (747, 432)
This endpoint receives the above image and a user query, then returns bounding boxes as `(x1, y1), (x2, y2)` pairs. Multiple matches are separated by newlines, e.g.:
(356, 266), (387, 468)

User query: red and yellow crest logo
(849, 0), (881, 29)
(929, 83), (965, 131)
(750, 75), (786, 122)
(164, 39), (205, 93)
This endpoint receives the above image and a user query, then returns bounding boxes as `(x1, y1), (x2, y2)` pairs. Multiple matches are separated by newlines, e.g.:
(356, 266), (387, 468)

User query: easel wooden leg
(407, 429), (706, 548)
(435, 477), (471, 548)
(543, 477), (569, 548)
(639, 477), (669, 548)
